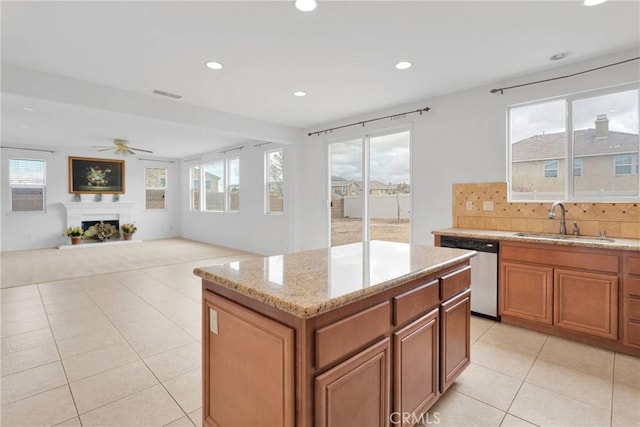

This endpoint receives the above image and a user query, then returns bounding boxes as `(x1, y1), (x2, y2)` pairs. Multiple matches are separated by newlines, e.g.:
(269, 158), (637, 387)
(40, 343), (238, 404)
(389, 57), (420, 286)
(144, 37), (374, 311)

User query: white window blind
(9, 158), (46, 212)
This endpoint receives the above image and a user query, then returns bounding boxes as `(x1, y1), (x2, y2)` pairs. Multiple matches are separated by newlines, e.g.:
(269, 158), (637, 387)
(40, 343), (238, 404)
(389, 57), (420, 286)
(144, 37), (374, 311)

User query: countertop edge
(432, 228), (640, 251)
(194, 251), (476, 319)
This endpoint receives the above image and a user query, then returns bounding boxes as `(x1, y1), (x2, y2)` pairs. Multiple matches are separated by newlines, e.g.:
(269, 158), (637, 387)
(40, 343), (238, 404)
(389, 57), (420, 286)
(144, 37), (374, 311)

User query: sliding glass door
(329, 129), (411, 246)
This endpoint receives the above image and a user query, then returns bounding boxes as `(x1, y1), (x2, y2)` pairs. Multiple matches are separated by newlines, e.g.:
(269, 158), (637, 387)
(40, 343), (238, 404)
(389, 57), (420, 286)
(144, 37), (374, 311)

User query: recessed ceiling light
(295, 0), (317, 12)
(205, 61), (223, 70)
(395, 61), (412, 70)
(23, 107), (34, 111)
(293, 91), (307, 97)
(550, 51), (571, 61)
(584, 0), (607, 6)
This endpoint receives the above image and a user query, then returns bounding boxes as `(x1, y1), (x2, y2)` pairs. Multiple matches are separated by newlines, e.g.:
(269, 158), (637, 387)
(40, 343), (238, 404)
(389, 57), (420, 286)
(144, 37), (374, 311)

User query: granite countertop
(194, 240), (475, 319)
(432, 228), (640, 251)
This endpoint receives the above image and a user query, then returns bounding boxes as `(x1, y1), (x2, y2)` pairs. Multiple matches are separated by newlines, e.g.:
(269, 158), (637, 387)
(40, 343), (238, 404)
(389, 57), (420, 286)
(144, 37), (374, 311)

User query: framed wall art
(69, 157), (125, 194)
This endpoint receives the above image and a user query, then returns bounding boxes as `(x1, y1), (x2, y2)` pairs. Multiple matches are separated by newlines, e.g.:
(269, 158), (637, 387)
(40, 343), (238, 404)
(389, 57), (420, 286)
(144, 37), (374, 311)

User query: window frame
(225, 157), (240, 213)
(573, 158), (583, 177)
(9, 157), (47, 213)
(265, 148), (284, 215)
(614, 153), (638, 176)
(189, 165), (201, 211)
(189, 158), (240, 213)
(202, 160), (225, 212)
(543, 160), (559, 179)
(144, 167), (167, 210)
(508, 83), (639, 202)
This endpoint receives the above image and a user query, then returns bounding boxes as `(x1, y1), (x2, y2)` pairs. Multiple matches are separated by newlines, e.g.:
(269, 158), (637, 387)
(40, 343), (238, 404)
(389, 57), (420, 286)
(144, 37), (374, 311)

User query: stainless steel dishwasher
(440, 236), (499, 320)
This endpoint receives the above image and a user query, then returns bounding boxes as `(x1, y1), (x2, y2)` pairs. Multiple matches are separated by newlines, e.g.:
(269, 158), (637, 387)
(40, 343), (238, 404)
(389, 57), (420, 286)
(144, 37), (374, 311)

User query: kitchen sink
(513, 232), (616, 243)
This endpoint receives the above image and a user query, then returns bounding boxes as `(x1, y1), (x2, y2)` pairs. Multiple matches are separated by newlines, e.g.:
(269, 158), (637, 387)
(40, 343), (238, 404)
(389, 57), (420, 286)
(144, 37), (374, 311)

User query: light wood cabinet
(498, 241), (640, 355)
(554, 268), (618, 340)
(623, 252), (640, 349)
(393, 308), (439, 427)
(440, 289), (471, 392)
(315, 338), (391, 427)
(203, 292), (294, 427)
(202, 259), (472, 426)
(500, 261), (553, 325)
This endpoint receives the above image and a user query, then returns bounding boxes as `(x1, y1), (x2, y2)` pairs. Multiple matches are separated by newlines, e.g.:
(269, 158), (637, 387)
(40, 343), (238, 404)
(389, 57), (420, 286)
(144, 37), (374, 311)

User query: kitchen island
(194, 241), (475, 427)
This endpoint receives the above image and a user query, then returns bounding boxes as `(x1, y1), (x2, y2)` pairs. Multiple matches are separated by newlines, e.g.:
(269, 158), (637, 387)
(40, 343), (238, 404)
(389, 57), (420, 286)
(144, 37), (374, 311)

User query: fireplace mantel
(62, 202), (134, 229)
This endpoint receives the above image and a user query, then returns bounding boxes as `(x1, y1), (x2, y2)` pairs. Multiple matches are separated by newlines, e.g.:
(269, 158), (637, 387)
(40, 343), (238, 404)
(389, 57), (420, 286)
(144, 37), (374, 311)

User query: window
(509, 86), (638, 201)
(266, 149), (284, 213)
(203, 161), (224, 211)
(190, 166), (201, 210)
(145, 168), (166, 209)
(573, 159), (582, 177)
(190, 159), (240, 212)
(9, 158), (46, 212)
(543, 160), (558, 178)
(615, 154), (638, 176)
(226, 158), (240, 211)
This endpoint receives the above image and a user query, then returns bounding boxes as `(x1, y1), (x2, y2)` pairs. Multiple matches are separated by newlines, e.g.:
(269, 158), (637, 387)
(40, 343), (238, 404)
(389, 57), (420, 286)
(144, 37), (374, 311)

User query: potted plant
(121, 223), (137, 240)
(65, 227), (84, 245)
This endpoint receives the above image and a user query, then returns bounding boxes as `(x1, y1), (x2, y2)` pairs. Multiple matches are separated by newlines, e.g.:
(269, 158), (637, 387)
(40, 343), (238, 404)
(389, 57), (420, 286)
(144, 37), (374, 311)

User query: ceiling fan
(92, 139), (153, 155)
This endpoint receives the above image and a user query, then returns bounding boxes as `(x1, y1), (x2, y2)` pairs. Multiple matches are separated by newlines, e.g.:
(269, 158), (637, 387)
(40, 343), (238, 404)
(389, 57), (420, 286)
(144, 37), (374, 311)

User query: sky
(510, 88), (638, 143)
(331, 130), (411, 185)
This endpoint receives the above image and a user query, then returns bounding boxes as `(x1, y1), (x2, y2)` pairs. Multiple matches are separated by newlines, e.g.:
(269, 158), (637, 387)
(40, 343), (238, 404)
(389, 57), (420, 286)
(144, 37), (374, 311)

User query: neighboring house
(512, 115), (639, 198)
(331, 177), (398, 196)
(369, 180), (397, 195)
(331, 177), (362, 196)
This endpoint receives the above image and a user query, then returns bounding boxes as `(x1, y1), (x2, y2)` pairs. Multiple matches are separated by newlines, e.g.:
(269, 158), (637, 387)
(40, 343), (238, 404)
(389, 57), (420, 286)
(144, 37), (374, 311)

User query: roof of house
(331, 180), (360, 187)
(369, 180), (396, 190)
(512, 128), (638, 162)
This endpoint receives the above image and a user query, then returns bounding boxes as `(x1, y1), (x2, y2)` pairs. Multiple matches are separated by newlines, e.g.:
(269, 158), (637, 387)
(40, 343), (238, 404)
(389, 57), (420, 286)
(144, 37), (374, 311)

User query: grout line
(75, 267), (198, 421)
(35, 283), (83, 426)
(610, 353), (617, 427)
(502, 333), (548, 423)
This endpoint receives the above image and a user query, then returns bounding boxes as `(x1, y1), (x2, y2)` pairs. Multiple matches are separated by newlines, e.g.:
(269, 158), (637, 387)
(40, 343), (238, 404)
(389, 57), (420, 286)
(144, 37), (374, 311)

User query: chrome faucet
(549, 201), (567, 235)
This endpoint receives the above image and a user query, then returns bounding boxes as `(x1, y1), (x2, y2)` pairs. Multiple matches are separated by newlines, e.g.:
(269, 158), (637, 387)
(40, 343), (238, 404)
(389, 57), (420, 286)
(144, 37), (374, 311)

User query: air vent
(152, 89), (182, 99)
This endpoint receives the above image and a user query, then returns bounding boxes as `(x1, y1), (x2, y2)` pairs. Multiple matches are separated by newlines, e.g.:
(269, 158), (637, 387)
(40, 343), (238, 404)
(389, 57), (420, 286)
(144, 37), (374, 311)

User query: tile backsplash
(453, 182), (640, 239)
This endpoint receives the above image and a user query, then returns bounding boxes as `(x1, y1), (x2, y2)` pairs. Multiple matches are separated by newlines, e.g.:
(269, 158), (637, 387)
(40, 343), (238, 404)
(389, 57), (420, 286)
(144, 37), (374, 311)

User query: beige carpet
(1, 238), (250, 288)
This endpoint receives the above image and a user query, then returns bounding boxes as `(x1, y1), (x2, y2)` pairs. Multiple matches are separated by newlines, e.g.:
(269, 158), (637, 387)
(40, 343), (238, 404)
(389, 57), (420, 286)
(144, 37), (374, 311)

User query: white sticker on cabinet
(209, 308), (218, 334)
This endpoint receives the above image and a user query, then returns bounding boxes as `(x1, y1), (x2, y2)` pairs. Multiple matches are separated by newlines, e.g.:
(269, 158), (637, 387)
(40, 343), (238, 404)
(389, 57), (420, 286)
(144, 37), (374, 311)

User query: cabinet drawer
(394, 280), (439, 326)
(628, 298), (640, 321)
(440, 266), (471, 301)
(316, 301), (391, 370)
(627, 255), (640, 276)
(626, 321), (640, 347)
(501, 244), (619, 273)
(627, 277), (640, 297)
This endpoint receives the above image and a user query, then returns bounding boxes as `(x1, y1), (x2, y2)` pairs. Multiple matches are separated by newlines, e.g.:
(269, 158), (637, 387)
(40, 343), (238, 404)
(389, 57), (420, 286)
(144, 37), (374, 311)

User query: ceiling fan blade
(127, 149), (136, 155)
(96, 148), (114, 152)
(128, 146), (154, 153)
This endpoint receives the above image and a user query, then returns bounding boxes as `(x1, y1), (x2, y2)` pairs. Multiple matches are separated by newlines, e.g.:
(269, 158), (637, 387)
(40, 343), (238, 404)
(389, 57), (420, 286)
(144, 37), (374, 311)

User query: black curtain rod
(308, 107), (430, 137)
(490, 56), (640, 94)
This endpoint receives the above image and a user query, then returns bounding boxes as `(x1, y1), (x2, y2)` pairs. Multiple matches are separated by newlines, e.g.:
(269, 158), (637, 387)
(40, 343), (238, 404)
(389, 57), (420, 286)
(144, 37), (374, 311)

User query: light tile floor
(1, 259), (639, 427)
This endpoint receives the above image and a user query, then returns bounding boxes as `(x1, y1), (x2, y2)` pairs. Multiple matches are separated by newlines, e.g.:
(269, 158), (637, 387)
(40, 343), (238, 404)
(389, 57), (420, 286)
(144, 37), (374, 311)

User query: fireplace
(62, 202), (134, 230)
(82, 220), (119, 232)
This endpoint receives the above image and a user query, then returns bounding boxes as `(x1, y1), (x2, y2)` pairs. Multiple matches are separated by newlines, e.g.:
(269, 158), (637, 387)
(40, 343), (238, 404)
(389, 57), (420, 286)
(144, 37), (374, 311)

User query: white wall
(294, 48), (640, 251)
(179, 143), (295, 256)
(0, 146), (181, 251)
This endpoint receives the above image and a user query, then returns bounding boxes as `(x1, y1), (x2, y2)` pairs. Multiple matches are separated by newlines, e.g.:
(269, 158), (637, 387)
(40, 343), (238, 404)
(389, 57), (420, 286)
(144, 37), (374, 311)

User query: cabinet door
(393, 308), (439, 427)
(554, 268), (618, 340)
(500, 261), (553, 324)
(315, 338), (391, 427)
(440, 289), (471, 393)
(203, 291), (294, 427)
